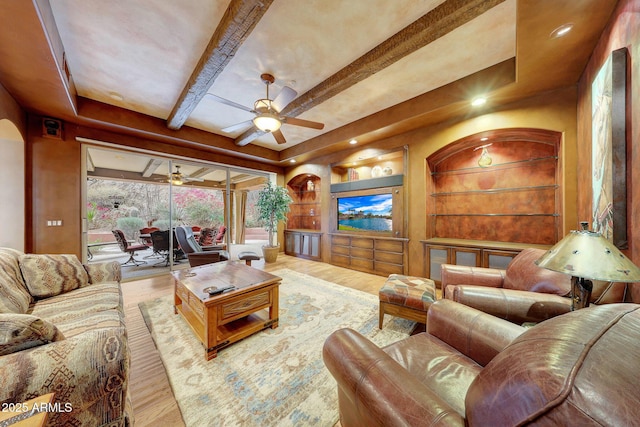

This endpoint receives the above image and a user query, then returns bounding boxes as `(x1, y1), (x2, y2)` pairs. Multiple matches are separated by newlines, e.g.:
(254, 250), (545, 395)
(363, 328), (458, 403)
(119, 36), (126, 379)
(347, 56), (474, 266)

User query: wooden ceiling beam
(166, 0), (274, 130)
(141, 158), (163, 177)
(281, 0), (505, 118)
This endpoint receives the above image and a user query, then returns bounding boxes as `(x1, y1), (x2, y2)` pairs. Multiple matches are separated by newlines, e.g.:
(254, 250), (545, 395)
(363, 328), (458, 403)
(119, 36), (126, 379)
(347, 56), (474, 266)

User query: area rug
(139, 268), (415, 426)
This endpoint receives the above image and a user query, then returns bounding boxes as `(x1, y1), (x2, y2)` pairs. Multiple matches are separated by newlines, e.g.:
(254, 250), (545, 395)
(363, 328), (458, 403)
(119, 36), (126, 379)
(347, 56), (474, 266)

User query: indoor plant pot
(256, 181), (293, 263)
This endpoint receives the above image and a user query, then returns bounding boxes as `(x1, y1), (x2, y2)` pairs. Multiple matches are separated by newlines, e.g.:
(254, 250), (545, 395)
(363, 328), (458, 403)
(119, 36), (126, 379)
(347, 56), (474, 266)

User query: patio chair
(150, 230), (183, 267)
(175, 225), (229, 267)
(112, 229), (148, 266)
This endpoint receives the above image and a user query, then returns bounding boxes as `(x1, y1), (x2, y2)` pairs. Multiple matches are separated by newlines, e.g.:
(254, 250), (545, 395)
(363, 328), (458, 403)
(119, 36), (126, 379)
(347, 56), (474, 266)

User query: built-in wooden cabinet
(422, 238), (550, 285)
(284, 230), (322, 261)
(331, 234), (408, 276)
(287, 174), (321, 231)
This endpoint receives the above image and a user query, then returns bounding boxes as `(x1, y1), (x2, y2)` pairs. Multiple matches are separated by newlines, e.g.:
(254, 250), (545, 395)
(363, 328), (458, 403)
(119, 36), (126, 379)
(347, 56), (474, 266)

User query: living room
(1, 0), (639, 425)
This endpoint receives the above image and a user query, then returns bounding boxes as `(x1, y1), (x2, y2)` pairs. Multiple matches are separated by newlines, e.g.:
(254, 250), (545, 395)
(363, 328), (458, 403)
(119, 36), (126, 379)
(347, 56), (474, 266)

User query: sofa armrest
(445, 285), (571, 324)
(323, 328), (465, 427)
(0, 327), (129, 426)
(427, 299), (525, 366)
(83, 261), (122, 284)
(441, 264), (505, 289)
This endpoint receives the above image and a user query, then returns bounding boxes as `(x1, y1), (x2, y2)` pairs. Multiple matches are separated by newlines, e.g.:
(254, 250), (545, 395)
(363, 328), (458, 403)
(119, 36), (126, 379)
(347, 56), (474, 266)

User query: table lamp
(535, 222), (640, 310)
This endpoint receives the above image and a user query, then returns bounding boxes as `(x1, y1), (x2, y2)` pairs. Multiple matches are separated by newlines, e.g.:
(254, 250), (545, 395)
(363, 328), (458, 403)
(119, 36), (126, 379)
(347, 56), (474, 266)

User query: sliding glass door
(82, 144), (269, 280)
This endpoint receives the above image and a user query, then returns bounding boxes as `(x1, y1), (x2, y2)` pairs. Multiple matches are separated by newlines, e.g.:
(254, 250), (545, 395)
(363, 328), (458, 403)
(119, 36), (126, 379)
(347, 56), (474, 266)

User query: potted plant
(256, 181), (293, 262)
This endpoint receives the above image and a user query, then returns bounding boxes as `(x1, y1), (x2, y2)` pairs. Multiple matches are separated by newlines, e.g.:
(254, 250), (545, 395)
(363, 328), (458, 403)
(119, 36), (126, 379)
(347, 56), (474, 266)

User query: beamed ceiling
(0, 0), (618, 167)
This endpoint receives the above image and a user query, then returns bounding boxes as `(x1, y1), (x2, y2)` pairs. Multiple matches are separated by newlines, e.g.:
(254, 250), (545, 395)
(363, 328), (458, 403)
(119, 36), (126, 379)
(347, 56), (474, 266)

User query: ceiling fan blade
(207, 94), (254, 113)
(272, 86), (297, 112)
(184, 176), (205, 182)
(221, 120), (254, 133)
(283, 116), (325, 130)
(235, 126), (266, 147)
(272, 129), (286, 144)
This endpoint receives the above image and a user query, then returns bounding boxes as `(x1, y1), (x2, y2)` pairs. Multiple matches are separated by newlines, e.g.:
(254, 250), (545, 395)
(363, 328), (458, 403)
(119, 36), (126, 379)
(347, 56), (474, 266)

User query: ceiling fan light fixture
(253, 113), (282, 133)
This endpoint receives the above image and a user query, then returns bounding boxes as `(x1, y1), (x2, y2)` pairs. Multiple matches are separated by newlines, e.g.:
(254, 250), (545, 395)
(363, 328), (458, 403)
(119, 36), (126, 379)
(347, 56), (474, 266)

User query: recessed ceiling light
(108, 91), (124, 101)
(480, 137), (489, 142)
(551, 23), (573, 38)
(471, 97), (487, 107)
(290, 159), (296, 163)
(349, 139), (358, 145)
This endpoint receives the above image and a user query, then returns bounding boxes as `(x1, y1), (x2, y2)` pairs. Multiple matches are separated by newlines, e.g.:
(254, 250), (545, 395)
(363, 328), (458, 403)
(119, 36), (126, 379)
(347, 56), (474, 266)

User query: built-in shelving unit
(286, 174), (321, 231)
(426, 128), (562, 245)
(328, 147), (408, 276)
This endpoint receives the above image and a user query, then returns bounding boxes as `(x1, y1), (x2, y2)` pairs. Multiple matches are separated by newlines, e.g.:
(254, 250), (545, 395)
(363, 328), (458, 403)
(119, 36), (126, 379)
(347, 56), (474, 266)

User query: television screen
(337, 193), (392, 232)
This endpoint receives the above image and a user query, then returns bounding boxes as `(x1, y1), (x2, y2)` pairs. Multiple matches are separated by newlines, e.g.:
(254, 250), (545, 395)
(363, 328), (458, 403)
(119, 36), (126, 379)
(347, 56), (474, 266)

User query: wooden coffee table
(173, 261), (281, 360)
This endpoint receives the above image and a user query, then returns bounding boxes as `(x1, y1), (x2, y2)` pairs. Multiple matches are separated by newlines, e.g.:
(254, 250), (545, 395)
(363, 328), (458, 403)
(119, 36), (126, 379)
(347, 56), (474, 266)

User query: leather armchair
(442, 248), (627, 323)
(323, 300), (640, 426)
(174, 226), (229, 267)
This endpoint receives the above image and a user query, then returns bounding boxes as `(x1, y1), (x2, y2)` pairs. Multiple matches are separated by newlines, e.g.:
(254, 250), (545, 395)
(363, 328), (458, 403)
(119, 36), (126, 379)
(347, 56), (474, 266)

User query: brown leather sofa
(323, 299), (640, 426)
(442, 248), (627, 323)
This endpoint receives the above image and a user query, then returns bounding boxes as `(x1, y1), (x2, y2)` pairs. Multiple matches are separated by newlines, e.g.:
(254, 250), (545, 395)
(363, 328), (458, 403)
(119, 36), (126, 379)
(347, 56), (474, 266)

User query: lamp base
(571, 276), (593, 310)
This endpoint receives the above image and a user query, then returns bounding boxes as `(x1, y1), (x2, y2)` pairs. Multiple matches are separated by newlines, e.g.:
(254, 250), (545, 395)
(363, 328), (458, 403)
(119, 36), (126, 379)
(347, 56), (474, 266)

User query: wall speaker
(42, 118), (62, 139)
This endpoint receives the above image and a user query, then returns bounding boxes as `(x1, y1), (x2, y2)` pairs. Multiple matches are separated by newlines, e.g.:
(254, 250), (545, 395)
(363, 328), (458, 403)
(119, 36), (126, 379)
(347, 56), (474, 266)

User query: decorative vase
(262, 245), (280, 263)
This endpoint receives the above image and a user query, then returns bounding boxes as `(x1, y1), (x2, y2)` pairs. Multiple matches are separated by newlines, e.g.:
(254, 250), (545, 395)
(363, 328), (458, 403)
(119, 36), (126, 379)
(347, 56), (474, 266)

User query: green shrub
(116, 217), (145, 239)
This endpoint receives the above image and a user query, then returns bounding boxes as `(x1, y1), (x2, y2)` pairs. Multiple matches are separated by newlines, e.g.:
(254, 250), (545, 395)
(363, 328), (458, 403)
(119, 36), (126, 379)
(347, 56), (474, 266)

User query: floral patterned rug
(139, 268), (415, 426)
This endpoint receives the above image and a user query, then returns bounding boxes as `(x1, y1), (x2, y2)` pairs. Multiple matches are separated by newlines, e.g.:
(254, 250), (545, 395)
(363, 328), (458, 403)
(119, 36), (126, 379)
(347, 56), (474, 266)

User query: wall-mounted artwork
(592, 47), (627, 249)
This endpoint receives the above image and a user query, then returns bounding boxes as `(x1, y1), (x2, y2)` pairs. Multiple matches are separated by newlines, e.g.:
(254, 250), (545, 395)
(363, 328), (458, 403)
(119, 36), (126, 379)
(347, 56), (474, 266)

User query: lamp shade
(535, 228), (640, 282)
(253, 113), (281, 132)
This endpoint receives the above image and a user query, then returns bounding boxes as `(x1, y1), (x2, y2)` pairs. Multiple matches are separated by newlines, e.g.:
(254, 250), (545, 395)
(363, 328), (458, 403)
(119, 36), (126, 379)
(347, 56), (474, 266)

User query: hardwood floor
(122, 255), (388, 426)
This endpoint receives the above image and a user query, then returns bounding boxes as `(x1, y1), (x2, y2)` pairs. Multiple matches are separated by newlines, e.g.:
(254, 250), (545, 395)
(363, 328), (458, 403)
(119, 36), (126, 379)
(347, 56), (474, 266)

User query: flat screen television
(337, 193), (392, 232)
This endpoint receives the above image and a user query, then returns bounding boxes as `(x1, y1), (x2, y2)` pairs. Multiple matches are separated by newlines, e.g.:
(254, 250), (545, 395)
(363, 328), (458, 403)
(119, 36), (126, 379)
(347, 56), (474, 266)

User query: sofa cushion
(503, 248), (570, 295)
(465, 304), (640, 426)
(0, 248), (32, 314)
(19, 254), (89, 299)
(28, 282), (123, 325)
(0, 313), (65, 356)
(83, 261), (121, 284)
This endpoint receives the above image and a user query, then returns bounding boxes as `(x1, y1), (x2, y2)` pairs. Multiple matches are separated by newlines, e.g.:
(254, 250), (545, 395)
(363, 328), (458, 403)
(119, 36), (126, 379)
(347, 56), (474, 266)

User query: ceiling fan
(211, 73), (325, 146)
(164, 165), (204, 186)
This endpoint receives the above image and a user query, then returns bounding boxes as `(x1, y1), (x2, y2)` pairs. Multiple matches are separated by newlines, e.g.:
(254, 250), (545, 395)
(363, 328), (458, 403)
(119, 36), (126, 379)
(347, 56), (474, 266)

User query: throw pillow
(0, 248), (32, 313)
(0, 313), (65, 356)
(199, 227), (216, 246)
(19, 254), (89, 299)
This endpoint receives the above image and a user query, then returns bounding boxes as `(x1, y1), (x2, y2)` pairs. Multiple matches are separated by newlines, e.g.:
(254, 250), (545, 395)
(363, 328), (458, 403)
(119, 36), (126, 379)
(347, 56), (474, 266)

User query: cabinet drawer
(221, 291), (270, 321)
(351, 258), (374, 270)
(332, 244), (350, 255)
(188, 292), (205, 319)
(351, 237), (374, 249)
(375, 251), (403, 264)
(332, 235), (351, 246)
(176, 281), (189, 302)
(375, 261), (404, 275)
(376, 239), (403, 252)
(332, 253), (351, 267)
(351, 247), (373, 259)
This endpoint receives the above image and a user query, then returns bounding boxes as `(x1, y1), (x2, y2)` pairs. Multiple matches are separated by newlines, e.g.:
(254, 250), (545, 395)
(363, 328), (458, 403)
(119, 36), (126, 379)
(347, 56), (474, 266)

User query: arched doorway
(0, 119), (25, 250)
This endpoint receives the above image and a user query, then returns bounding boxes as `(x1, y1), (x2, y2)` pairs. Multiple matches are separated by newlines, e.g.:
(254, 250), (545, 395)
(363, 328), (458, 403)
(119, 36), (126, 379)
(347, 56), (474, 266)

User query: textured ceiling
(50, 0), (514, 150)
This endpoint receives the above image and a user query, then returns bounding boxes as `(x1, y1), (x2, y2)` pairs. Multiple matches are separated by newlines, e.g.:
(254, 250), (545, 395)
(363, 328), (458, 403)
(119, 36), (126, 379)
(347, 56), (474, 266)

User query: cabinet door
(285, 232), (295, 255)
(426, 246), (449, 283)
(452, 248), (481, 267)
(310, 234), (320, 258)
(483, 249), (519, 269)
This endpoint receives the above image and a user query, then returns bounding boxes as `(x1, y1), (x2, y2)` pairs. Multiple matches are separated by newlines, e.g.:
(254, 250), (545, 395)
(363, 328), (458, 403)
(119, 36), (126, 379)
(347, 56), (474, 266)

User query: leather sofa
(441, 247), (627, 323)
(0, 248), (132, 426)
(323, 299), (640, 426)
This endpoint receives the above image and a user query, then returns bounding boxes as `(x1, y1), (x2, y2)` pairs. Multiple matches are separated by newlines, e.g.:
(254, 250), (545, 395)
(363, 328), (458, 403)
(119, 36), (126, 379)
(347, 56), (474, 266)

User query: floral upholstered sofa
(0, 247), (132, 426)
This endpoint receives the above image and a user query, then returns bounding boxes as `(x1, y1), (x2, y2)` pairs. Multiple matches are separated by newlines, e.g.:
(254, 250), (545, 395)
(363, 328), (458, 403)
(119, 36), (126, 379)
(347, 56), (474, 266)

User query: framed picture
(591, 47), (627, 249)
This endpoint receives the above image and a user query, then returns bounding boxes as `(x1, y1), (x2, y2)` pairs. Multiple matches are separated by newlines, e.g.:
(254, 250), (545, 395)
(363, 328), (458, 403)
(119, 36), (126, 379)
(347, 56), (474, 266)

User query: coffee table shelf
(173, 262), (281, 360)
